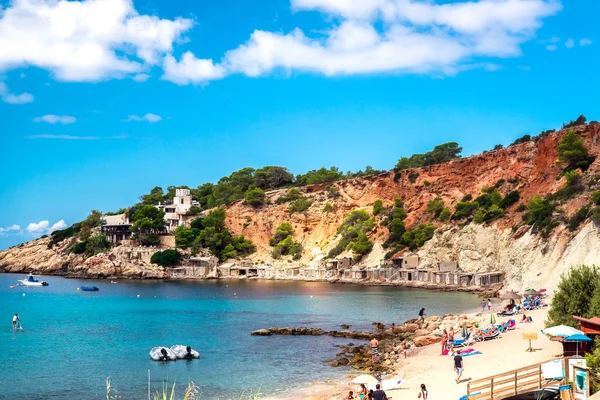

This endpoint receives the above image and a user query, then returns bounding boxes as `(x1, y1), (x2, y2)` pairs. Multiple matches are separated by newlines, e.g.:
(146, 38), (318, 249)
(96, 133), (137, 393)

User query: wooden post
(491, 377), (494, 399)
(539, 365), (542, 389)
(515, 371), (518, 394)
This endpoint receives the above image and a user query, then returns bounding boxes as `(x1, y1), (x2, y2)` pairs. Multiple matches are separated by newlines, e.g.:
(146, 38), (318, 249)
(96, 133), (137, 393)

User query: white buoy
(22, 293), (26, 296)
(310, 295), (313, 298)
(137, 294), (140, 298)
(233, 293), (236, 296)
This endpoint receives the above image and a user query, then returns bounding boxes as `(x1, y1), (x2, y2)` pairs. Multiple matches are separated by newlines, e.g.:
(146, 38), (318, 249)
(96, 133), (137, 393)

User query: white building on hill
(157, 188), (194, 232)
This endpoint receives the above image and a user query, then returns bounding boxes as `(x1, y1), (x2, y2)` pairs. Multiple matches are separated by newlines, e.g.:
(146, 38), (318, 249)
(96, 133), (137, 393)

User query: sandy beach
(273, 306), (562, 400)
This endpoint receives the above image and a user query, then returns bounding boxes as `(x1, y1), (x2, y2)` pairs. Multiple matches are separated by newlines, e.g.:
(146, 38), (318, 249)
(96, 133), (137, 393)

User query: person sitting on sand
(344, 390), (354, 399)
(358, 384), (368, 399)
(367, 389), (374, 399)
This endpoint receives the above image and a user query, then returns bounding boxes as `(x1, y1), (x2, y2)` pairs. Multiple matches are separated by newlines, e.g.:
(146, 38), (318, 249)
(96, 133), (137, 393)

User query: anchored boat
(18, 274), (48, 287)
(79, 286), (99, 291)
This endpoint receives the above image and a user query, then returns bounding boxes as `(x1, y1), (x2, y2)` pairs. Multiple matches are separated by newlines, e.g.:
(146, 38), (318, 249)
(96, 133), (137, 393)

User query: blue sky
(0, 0), (598, 249)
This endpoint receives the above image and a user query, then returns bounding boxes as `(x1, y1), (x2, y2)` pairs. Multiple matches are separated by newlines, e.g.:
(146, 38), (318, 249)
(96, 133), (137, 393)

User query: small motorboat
(150, 346), (177, 361)
(170, 345), (200, 359)
(79, 286), (99, 291)
(18, 274), (48, 287)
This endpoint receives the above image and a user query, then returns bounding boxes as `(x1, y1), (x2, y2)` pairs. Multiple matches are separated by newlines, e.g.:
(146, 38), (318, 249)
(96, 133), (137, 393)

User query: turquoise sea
(0, 273), (477, 399)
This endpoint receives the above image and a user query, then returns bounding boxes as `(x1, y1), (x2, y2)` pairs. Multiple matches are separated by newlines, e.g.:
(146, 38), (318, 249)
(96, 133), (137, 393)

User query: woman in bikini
(441, 329), (448, 355)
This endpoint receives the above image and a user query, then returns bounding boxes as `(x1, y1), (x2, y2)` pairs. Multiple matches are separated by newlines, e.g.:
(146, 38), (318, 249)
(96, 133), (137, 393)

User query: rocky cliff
(224, 123), (600, 290)
(2, 123), (600, 289)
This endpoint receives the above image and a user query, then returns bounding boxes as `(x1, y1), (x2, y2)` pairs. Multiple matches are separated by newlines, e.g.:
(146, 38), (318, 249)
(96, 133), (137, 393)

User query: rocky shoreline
(251, 313), (482, 377)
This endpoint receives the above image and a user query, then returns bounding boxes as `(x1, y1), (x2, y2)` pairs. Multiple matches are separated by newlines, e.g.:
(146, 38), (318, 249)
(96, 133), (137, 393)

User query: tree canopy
(174, 208), (256, 261)
(394, 142), (462, 172)
(547, 265), (600, 328)
(269, 223), (302, 260)
(557, 129), (593, 171)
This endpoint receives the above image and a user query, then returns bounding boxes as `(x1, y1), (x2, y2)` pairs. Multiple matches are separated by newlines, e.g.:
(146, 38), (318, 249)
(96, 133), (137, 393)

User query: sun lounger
(452, 333), (472, 348)
(475, 330), (501, 342)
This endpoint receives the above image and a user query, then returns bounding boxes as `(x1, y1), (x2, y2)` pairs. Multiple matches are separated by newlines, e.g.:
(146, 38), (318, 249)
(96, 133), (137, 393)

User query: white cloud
(0, 0), (193, 81)
(0, 224), (21, 236)
(163, 52), (227, 84)
(564, 38), (574, 48)
(163, 0), (562, 83)
(132, 73), (150, 82)
(580, 38), (593, 46)
(33, 115), (77, 124)
(126, 113), (162, 122)
(26, 220), (67, 235)
(0, 80), (34, 103)
(546, 44), (558, 51)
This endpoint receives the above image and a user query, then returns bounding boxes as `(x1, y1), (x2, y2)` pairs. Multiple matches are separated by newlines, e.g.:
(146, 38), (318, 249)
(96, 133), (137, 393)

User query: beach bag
(442, 348), (449, 355)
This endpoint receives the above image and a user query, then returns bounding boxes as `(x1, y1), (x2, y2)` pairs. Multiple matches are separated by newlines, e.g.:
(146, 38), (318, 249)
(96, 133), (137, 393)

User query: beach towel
(461, 351), (482, 357)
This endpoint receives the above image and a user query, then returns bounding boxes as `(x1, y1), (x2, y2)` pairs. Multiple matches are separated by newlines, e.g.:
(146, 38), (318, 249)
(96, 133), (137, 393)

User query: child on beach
(488, 299), (492, 310)
(481, 299), (486, 312)
(344, 390), (354, 399)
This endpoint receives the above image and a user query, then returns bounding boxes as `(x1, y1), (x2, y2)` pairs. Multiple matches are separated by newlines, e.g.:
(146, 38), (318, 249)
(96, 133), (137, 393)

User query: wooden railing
(466, 358), (567, 399)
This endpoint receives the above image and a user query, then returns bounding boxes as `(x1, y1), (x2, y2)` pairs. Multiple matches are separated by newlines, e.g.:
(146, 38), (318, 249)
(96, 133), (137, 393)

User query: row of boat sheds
(170, 253), (504, 289)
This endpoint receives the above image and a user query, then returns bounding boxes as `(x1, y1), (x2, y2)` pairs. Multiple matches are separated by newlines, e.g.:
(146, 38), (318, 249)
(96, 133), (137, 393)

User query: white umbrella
(351, 374), (379, 385)
(541, 325), (584, 337)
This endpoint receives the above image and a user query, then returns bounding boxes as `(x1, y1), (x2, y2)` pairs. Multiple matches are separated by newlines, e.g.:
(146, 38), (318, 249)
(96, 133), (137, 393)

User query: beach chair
(453, 333), (473, 348)
(474, 330), (501, 342)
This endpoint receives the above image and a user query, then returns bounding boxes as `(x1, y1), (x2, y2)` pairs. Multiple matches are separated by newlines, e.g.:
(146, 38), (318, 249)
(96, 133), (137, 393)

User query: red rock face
(225, 124), (600, 258)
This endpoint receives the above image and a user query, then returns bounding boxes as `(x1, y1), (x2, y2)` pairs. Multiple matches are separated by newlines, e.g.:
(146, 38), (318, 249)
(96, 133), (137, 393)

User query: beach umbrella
(564, 334), (592, 356)
(500, 291), (522, 300)
(490, 312), (496, 325)
(527, 289), (542, 296)
(461, 323), (468, 338)
(351, 374), (379, 385)
(542, 325), (584, 337)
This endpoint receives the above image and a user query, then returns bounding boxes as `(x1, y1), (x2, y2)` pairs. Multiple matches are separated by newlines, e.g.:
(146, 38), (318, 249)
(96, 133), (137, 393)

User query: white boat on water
(18, 274), (48, 287)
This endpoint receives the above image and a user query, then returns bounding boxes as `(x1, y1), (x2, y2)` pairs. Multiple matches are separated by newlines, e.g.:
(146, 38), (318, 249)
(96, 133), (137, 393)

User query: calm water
(0, 274), (477, 399)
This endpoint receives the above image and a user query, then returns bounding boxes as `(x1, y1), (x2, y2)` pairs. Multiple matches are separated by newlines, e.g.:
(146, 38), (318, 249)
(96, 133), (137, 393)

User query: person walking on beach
(441, 329), (448, 355)
(454, 350), (464, 384)
(481, 299), (486, 312)
(417, 384), (428, 399)
(418, 308), (425, 323)
(487, 299), (492, 311)
(372, 383), (388, 400)
(370, 337), (379, 362)
(12, 313), (20, 328)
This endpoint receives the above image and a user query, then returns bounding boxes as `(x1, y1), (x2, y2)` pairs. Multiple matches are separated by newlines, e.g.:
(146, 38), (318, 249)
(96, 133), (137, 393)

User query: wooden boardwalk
(466, 358), (567, 399)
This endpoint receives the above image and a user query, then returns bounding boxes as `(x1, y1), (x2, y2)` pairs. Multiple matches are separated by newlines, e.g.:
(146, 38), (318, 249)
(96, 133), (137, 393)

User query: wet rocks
(250, 329), (272, 336)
